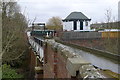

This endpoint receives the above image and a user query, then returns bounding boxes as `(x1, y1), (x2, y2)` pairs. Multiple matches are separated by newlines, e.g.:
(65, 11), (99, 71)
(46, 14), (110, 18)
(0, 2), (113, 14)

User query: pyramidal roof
(63, 12), (91, 21)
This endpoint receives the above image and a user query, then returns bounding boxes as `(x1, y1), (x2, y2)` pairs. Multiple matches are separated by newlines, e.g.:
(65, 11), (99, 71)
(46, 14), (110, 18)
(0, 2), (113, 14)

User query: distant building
(62, 12), (91, 31)
(90, 22), (119, 29)
(118, 1), (120, 21)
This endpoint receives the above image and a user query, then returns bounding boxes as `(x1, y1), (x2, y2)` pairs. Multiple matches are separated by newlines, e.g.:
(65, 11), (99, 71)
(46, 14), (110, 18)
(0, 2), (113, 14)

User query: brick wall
(61, 38), (118, 55)
(43, 44), (55, 78)
(43, 43), (71, 78)
(68, 39), (105, 51)
(56, 52), (71, 78)
(29, 48), (44, 79)
(29, 48), (36, 79)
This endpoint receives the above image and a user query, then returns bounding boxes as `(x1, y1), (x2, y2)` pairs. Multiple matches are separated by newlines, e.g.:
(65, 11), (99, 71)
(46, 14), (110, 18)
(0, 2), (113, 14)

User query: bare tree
(104, 8), (118, 54)
(1, 1), (28, 62)
(105, 8), (112, 29)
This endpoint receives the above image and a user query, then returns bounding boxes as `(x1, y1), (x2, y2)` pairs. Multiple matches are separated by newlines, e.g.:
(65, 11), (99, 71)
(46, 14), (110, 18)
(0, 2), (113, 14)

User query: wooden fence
(102, 32), (119, 38)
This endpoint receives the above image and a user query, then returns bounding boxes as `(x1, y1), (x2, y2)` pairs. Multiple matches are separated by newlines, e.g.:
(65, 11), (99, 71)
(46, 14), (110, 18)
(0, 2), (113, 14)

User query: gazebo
(62, 12), (91, 31)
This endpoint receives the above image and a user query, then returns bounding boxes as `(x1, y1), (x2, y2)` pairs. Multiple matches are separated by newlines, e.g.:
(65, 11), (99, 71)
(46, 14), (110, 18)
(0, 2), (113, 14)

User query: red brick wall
(66, 38), (118, 54)
(43, 44), (71, 78)
(44, 44), (55, 78)
(29, 48), (36, 79)
(56, 52), (71, 78)
(68, 39), (104, 50)
(29, 48), (44, 79)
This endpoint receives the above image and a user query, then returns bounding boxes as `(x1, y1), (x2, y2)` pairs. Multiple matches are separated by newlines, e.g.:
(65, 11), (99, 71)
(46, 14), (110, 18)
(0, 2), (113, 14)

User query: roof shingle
(63, 12), (91, 21)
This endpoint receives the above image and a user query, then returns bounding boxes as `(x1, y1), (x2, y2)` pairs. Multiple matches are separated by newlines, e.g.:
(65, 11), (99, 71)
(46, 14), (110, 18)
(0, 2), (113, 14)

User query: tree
(2, 64), (23, 78)
(1, 1), (28, 63)
(104, 8), (119, 54)
(0, 1), (29, 79)
(46, 16), (63, 31)
(105, 8), (112, 29)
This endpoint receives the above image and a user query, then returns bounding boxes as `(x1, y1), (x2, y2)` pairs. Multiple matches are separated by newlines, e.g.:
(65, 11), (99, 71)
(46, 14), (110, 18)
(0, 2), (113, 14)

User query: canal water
(55, 40), (119, 74)
(71, 48), (120, 74)
(57, 41), (119, 74)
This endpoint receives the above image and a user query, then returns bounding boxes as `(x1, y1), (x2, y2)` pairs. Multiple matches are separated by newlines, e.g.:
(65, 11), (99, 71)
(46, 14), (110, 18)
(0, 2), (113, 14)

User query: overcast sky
(18, 0), (119, 25)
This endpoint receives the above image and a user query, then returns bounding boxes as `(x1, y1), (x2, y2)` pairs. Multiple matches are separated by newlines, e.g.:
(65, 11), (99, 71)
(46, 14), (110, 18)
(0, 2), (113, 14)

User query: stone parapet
(45, 39), (105, 78)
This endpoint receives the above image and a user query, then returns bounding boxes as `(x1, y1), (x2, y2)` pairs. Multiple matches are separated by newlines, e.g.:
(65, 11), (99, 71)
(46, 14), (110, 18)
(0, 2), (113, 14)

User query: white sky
(18, 0), (119, 24)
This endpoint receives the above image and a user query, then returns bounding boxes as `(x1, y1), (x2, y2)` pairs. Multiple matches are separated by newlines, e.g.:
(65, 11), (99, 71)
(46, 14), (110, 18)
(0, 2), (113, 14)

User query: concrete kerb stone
(55, 44), (78, 59)
(60, 49), (73, 59)
(35, 66), (43, 74)
(47, 39), (75, 59)
(46, 42), (52, 47)
(52, 43), (59, 52)
(79, 64), (105, 78)
(66, 56), (91, 77)
(53, 44), (71, 60)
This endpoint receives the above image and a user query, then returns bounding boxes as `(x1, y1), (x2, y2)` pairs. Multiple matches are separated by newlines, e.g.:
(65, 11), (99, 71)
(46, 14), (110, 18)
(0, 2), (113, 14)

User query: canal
(66, 46), (120, 74)
(52, 39), (119, 74)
